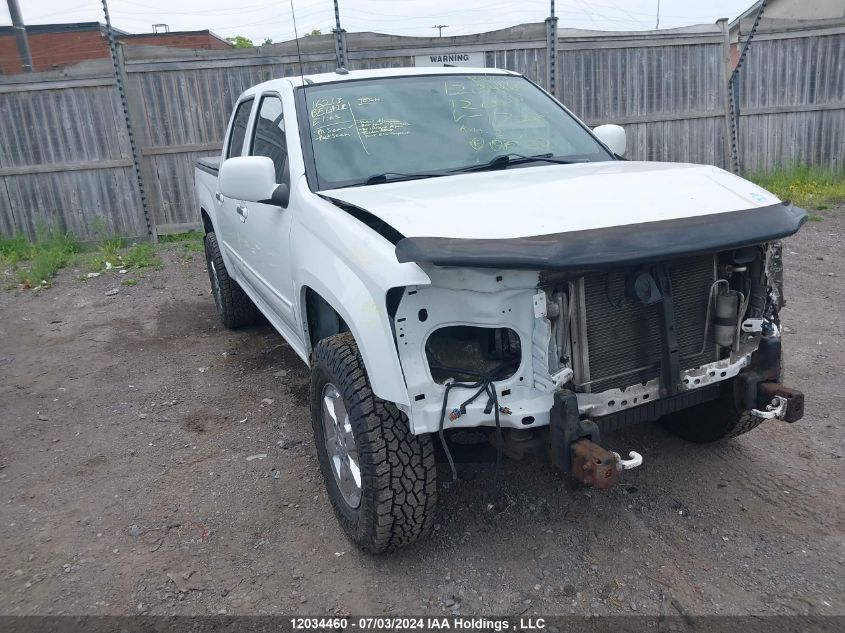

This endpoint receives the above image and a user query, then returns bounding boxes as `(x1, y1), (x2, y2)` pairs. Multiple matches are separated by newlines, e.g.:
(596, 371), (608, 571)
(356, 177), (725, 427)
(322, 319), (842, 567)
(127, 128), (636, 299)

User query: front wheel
(310, 333), (437, 553)
(661, 380), (764, 443)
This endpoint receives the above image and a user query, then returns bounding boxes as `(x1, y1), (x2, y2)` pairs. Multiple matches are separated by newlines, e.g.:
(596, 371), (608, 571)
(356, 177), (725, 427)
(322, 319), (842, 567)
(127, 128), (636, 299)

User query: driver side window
(249, 94), (289, 185)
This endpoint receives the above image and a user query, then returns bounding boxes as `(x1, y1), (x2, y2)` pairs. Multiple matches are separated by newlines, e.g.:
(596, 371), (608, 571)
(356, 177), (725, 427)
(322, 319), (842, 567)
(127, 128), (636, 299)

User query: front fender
(291, 195), (430, 406)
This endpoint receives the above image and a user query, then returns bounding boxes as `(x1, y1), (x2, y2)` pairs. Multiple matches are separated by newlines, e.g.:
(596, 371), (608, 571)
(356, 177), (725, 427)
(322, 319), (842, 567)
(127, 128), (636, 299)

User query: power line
(432, 24), (448, 37)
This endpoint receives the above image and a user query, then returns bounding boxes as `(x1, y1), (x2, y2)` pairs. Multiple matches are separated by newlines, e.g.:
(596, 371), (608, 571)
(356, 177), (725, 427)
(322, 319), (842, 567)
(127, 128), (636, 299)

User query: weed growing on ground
(0, 227), (79, 288)
(123, 243), (162, 268)
(750, 165), (845, 210)
(160, 231), (204, 252)
(89, 241), (162, 272)
(122, 278), (138, 287)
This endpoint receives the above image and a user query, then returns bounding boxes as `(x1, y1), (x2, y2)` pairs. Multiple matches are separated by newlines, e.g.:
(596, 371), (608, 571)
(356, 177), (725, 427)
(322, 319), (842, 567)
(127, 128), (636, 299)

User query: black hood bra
(394, 203), (807, 270)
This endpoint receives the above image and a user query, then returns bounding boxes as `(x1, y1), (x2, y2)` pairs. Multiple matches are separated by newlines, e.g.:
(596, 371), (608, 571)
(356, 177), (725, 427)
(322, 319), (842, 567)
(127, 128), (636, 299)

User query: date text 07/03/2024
(289, 617), (546, 630)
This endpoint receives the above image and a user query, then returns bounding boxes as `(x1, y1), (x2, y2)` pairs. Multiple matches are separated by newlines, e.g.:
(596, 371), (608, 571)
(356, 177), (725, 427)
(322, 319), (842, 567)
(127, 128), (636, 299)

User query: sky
(3, 1), (756, 44)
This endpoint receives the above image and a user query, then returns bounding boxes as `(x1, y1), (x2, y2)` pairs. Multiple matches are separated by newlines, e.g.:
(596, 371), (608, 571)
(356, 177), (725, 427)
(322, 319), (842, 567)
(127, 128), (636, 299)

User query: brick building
(0, 22), (232, 75)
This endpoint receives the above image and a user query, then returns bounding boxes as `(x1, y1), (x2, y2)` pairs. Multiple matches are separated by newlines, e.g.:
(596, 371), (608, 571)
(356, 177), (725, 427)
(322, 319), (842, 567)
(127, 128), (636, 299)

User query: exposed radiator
(580, 255), (717, 393)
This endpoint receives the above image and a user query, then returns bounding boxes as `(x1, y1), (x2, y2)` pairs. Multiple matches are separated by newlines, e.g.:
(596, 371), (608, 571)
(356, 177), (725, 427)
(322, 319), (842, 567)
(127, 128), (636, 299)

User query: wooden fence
(0, 19), (841, 241)
(556, 24), (731, 167)
(736, 18), (845, 173)
(0, 66), (148, 239)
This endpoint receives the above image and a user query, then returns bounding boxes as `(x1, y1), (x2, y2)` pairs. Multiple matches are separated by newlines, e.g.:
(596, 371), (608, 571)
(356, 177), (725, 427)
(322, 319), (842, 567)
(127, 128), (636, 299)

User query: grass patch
(121, 278), (138, 287)
(0, 227), (79, 287)
(749, 165), (845, 209)
(89, 241), (162, 272)
(123, 243), (161, 268)
(160, 231), (204, 252)
(90, 237), (125, 270)
(159, 231), (203, 243)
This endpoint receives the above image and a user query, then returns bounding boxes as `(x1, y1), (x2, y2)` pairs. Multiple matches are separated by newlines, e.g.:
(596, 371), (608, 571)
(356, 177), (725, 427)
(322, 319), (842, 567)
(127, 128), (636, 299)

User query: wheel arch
(303, 286), (349, 349)
(200, 208), (214, 235)
(298, 279), (410, 406)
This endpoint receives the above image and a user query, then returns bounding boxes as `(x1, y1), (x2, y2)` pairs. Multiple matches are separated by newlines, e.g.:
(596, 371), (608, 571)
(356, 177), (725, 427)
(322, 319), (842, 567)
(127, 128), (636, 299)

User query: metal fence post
(545, 16), (558, 97)
(333, 28), (348, 70)
(102, 0), (155, 239)
(718, 18), (733, 171)
(727, 0), (768, 175)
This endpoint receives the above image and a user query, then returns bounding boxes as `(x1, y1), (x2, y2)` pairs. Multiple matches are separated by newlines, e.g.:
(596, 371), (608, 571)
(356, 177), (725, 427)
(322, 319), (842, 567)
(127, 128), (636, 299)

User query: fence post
(333, 28), (348, 70)
(545, 16), (558, 96)
(102, 0), (155, 240)
(117, 45), (164, 240)
(717, 18), (733, 171)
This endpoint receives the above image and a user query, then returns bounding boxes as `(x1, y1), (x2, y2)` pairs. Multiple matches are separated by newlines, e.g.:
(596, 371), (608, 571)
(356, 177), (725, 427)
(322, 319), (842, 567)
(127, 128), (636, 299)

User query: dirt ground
(1, 209), (843, 618)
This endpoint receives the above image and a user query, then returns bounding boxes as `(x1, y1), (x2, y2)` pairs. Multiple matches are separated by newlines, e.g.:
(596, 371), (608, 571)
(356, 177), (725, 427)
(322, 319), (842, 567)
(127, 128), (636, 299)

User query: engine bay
(393, 243), (786, 435)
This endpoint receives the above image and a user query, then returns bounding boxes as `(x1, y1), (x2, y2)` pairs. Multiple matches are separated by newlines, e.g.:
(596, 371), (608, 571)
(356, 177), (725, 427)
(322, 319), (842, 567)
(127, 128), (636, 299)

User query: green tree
(226, 35), (254, 48)
(304, 28), (322, 36)
(262, 37), (273, 45)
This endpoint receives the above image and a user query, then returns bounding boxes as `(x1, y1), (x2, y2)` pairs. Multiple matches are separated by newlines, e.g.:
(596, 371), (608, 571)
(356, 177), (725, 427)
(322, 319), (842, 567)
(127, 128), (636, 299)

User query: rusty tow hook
(571, 439), (619, 490)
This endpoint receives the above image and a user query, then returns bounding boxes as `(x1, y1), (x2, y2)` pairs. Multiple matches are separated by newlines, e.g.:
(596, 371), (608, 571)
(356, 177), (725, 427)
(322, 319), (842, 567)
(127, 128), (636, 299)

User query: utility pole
(332, 0), (347, 70)
(7, 0), (33, 72)
(655, 0), (660, 29)
(433, 24), (448, 37)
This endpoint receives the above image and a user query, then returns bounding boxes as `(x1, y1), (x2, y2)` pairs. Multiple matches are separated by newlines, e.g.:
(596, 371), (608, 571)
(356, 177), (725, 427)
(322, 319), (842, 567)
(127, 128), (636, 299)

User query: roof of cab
(240, 66), (519, 96)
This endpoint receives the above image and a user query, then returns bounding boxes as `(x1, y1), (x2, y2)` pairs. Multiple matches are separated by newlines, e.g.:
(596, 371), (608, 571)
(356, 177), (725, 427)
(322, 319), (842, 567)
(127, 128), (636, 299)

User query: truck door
(235, 92), (298, 334)
(217, 97), (254, 276)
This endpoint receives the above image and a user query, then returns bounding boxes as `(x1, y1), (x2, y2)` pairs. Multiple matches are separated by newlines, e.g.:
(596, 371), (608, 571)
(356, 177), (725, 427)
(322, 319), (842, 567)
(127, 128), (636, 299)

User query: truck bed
(196, 156), (221, 175)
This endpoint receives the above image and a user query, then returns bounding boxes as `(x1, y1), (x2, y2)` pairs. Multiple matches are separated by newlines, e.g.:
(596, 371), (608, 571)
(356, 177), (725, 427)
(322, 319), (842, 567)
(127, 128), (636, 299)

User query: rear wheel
(204, 231), (256, 329)
(661, 380), (763, 443)
(310, 333), (437, 553)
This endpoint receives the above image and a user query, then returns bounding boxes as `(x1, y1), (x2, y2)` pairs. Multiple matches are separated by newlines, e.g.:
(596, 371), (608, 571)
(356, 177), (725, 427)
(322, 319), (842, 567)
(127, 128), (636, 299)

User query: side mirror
(219, 156), (277, 203)
(263, 183), (290, 208)
(593, 124), (626, 157)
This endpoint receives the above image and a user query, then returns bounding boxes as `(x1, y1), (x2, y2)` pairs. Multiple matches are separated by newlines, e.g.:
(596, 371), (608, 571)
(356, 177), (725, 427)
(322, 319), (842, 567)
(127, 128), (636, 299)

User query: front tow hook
(551, 390), (644, 489)
(570, 441), (643, 490)
(612, 450), (644, 470)
(751, 383), (805, 422)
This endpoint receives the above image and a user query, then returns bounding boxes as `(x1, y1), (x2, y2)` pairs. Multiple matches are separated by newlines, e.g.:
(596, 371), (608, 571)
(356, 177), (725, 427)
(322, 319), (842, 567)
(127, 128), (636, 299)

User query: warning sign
(414, 51), (486, 67)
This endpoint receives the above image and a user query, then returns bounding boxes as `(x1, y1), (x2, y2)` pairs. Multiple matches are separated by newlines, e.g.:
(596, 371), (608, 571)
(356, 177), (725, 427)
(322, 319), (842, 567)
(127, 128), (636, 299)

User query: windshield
(301, 74), (613, 189)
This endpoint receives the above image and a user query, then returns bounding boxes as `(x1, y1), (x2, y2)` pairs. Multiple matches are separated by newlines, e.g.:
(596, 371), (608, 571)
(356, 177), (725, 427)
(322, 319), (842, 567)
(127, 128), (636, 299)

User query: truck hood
(319, 161), (807, 270)
(319, 161), (783, 240)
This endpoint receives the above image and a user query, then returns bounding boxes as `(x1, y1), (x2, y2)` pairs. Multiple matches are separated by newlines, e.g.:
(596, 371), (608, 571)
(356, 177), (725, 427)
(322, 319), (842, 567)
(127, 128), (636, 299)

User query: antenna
(289, 0), (305, 82)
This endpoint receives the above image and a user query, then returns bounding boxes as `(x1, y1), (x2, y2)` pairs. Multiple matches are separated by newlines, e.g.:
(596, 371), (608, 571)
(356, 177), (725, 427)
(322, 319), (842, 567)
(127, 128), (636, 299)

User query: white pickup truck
(195, 67), (806, 552)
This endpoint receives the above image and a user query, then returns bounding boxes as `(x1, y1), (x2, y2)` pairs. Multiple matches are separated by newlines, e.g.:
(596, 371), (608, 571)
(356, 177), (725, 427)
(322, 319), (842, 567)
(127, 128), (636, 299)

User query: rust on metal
(758, 382), (805, 422)
(570, 439), (619, 489)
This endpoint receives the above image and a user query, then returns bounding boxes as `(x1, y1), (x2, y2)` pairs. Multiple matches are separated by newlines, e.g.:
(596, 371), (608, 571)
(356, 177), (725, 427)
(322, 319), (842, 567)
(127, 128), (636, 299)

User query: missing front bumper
(549, 389), (642, 489)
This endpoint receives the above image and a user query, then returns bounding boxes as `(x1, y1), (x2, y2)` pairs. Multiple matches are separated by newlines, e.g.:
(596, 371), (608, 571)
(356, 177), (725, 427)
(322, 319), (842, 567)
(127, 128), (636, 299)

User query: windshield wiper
(451, 153), (586, 174)
(360, 171), (444, 186)
(352, 155), (582, 187)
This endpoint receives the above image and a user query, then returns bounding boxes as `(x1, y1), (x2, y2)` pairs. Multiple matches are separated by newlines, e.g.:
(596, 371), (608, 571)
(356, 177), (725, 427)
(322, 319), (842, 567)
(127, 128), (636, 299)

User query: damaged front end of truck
(389, 202), (807, 488)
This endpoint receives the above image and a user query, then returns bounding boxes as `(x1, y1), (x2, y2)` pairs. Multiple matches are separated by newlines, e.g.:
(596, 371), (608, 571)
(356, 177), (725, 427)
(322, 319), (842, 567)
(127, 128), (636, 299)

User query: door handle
(215, 192), (224, 204)
(236, 204), (249, 222)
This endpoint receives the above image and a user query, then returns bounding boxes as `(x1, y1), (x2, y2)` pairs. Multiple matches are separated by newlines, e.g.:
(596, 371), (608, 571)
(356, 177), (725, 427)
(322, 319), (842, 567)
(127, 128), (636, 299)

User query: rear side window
(249, 95), (288, 184)
(227, 99), (253, 158)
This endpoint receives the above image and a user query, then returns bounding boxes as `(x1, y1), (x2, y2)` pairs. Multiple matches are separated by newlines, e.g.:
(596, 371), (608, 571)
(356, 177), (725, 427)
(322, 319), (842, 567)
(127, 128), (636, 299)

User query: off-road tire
(310, 333), (437, 553)
(661, 380), (764, 443)
(204, 231), (256, 329)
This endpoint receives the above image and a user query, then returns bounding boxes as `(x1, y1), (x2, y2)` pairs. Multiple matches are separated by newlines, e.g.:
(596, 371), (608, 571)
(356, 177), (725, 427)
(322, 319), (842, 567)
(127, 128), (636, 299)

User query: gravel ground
(0, 209), (843, 618)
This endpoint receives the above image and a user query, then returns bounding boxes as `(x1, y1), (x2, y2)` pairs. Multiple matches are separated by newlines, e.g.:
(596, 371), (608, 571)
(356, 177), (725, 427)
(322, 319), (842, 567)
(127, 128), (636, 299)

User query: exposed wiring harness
(427, 351), (519, 498)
